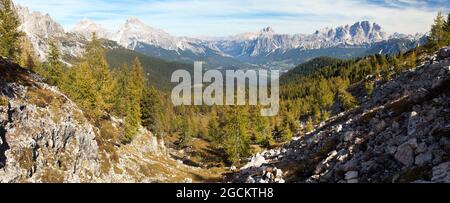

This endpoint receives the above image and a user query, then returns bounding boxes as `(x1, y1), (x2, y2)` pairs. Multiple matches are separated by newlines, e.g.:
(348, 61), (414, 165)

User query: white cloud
(13, 0), (442, 37)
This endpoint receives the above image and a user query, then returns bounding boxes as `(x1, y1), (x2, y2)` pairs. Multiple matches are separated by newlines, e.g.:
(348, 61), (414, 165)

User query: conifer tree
(45, 40), (64, 86)
(179, 116), (194, 148)
(407, 51), (417, 69)
(305, 117), (314, 133)
(429, 12), (446, 47)
(19, 37), (39, 70)
(141, 86), (166, 137)
(64, 33), (115, 119)
(207, 107), (222, 144)
(280, 123), (293, 142)
(446, 13), (450, 32)
(223, 107), (251, 164)
(65, 62), (98, 116)
(364, 80), (375, 96)
(113, 64), (130, 117)
(316, 79), (334, 110)
(0, 0), (23, 61)
(84, 33), (115, 114)
(123, 58), (145, 141)
(252, 106), (273, 147)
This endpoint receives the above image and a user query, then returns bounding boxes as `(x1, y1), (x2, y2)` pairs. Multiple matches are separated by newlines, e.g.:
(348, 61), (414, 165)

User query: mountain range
(15, 4), (426, 69)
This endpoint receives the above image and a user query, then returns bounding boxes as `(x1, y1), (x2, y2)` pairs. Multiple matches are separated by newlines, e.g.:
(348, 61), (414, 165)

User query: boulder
(394, 144), (414, 167)
(415, 151), (432, 166)
(343, 131), (355, 142)
(431, 162), (450, 183)
(437, 46), (450, 60)
(345, 171), (359, 180)
(241, 153), (267, 169)
(415, 143), (427, 154)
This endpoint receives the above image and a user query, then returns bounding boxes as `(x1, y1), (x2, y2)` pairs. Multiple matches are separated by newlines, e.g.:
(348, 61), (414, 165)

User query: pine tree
(112, 64), (130, 117)
(445, 13), (450, 45)
(317, 79), (334, 109)
(130, 57), (145, 100)
(280, 123), (293, 142)
(179, 116), (194, 148)
(64, 34), (115, 120)
(429, 12), (446, 47)
(124, 58), (145, 141)
(141, 86), (166, 137)
(407, 51), (417, 69)
(223, 107), (251, 164)
(19, 37), (39, 70)
(84, 33), (115, 114)
(305, 117), (314, 133)
(45, 40), (64, 86)
(252, 106), (273, 147)
(338, 89), (358, 110)
(364, 80), (375, 96)
(207, 107), (222, 144)
(65, 62), (98, 116)
(0, 0), (23, 61)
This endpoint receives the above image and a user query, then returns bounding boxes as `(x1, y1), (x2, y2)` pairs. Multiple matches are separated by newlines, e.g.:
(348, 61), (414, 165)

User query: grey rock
(431, 162), (450, 183)
(394, 144), (414, 167)
(345, 171), (359, 180)
(342, 158), (358, 171)
(415, 143), (427, 154)
(407, 112), (421, 136)
(415, 151), (432, 166)
(347, 179), (358, 183)
(343, 131), (355, 142)
(386, 145), (398, 155)
(437, 46), (450, 60)
(404, 138), (418, 149)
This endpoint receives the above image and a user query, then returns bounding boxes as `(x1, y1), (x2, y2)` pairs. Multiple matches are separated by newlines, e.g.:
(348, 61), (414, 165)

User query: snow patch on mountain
(71, 18), (111, 40)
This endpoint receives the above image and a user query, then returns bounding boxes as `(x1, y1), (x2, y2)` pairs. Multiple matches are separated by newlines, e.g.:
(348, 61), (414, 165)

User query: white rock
(275, 169), (283, 178)
(246, 176), (256, 183)
(184, 178), (193, 183)
(241, 153), (267, 169)
(345, 171), (359, 180)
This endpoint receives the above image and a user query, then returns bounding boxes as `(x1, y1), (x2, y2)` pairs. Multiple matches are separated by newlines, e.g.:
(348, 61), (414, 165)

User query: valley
(1, 0), (450, 184)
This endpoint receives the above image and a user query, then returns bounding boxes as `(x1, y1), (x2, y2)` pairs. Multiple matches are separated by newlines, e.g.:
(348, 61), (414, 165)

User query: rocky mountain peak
(260, 26), (275, 34)
(71, 18), (111, 39)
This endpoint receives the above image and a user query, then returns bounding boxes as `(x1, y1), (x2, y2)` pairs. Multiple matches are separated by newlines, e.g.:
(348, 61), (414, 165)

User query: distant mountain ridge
(15, 4), (426, 69)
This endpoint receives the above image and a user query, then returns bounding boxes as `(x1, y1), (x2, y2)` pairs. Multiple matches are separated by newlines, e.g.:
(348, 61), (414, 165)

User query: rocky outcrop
(232, 46), (450, 183)
(0, 60), (99, 182)
(0, 59), (173, 183)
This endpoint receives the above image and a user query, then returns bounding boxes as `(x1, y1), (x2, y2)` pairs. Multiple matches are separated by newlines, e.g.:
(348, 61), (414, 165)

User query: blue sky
(14, 0), (450, 37)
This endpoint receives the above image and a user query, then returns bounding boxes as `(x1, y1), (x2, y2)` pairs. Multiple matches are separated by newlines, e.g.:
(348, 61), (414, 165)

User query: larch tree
(123, 58), (146, 142)
(45, 40), (64, 86)
(429, 12), (446, 47)
(0, 0), (23, 61)
(84, 33), (116, 115)
(223, 106), (251, 165)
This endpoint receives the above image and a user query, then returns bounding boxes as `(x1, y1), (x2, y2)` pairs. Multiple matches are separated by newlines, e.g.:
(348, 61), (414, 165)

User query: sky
(13, 0), (450, 37)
